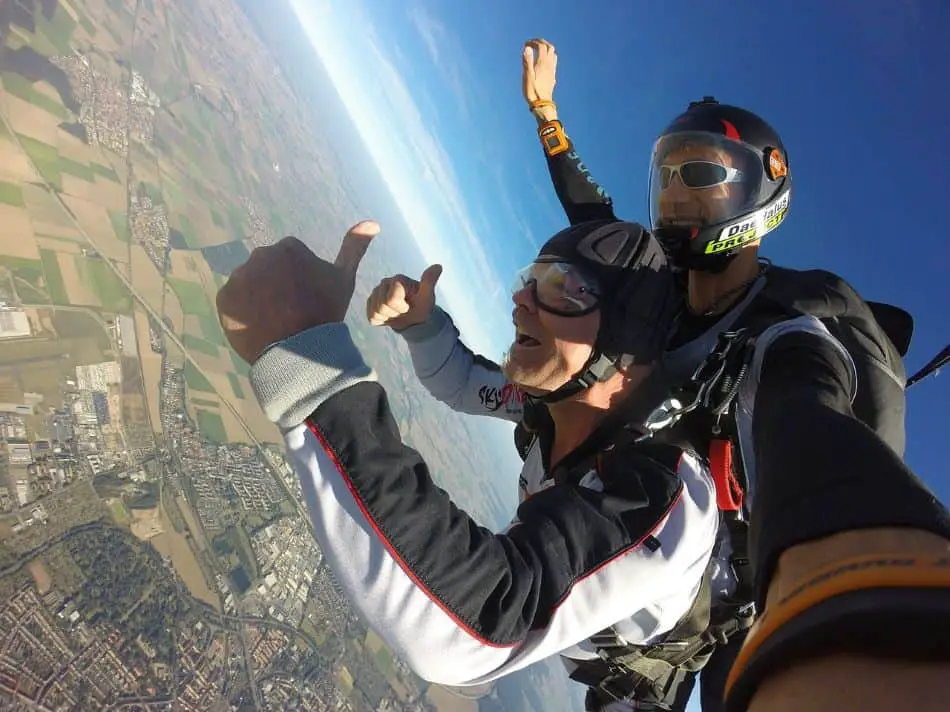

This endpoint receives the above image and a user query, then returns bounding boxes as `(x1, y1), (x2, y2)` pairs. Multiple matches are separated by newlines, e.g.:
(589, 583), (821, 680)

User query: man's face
(655, 142), (744, 228)
(502, 281), (600, 395)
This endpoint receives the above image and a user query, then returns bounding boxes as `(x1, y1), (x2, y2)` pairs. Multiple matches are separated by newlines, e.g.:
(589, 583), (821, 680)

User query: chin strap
(536, 351), (620, 404)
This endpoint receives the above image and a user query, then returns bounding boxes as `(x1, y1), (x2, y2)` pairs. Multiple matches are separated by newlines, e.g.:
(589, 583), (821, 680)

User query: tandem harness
(514, 331), (761, 709)
(579, 330), (760, 709)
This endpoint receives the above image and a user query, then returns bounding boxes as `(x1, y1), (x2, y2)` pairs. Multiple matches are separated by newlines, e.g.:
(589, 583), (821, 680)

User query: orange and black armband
(538, 119), (569, 157)
(724, 553), (950, 711)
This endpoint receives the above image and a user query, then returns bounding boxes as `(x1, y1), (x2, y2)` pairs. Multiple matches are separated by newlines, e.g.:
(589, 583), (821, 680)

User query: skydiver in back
(520, 38), (950, 712)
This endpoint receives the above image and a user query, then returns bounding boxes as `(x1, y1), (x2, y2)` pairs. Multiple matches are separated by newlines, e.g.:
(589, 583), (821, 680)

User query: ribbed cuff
(249, 322), (376, 430)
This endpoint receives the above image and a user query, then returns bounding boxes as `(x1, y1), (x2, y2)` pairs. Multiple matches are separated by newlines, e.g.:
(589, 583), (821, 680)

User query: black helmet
(648, 97), (792, 273)
(528, 220), (679, 403)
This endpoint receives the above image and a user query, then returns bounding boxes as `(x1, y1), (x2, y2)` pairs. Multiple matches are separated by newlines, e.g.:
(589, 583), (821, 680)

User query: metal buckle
(639, 329), (753, 442)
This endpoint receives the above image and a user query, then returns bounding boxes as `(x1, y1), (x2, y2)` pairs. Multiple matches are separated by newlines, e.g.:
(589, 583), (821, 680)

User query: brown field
(37, 237), (81, 253)
(425, 686), (479, 712)
(164, 284), (185, 335)
(165, 338), (185, 368)
(175, 495), (207, 552)
(189, 348), (228, 376)
(26, 560), (52, 595)
(130, 244), (165, 312)
(58, 253), (101, 307)
(215, 398), (247, 444)
(134, 308), (163, 433)
(31, 81), (62, 103)
(0, 138), (39, 183)
(131, 505), (220, 609)
(33, 223), (85, 242)
(0, 207), (38, 257)
(56, 127), (99, 166)
(239, 396), (280, 445)
(60, 195), (127, 262)
(198, 373), (254, 444)
(2, 94), (60, 145)
(232, 373), (252, 401)
(60, 174), (93, 202)
(182, 314), (203, 338)
(92, 178), (127, 213)
(20, 184), (76, 229)
(169, 250), (203, 283)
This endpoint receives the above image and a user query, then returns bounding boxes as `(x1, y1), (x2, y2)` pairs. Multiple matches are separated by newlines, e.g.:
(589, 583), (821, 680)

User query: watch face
(546, 136), (560, 149)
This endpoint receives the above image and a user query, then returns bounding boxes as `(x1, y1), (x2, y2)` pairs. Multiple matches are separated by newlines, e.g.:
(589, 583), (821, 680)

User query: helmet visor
(512, 260), (602, 317)
(649, 131), (769, 230)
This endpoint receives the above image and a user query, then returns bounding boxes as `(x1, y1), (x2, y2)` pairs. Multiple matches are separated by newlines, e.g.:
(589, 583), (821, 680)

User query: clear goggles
(511, 259), (602, 317)
(649, 131), (767, 227)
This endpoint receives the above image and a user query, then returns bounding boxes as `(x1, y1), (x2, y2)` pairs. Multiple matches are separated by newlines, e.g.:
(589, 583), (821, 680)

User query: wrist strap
(529, 99), (556, 111)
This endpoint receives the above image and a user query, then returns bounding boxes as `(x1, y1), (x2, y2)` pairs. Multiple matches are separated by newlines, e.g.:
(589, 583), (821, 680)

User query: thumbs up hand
(216, 221), (381, 364)
(366, 264), (443, 331)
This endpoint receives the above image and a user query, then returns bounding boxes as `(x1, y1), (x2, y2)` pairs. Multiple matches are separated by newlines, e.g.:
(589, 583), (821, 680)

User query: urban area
(0, 0), (525, 710)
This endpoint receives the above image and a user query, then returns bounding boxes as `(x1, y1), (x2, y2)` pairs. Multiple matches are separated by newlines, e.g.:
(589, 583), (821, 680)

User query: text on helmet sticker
(706, 192), (790, 254)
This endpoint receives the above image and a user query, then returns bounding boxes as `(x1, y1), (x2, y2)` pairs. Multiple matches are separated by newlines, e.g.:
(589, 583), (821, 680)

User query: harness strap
(709, 439), (743, 512)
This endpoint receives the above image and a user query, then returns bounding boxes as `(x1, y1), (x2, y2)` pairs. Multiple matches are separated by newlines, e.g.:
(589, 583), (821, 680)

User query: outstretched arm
(523, 39), (616, 225)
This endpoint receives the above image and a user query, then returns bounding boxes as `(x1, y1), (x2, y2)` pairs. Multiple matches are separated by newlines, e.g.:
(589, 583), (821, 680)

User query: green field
(228, 348), (250, 377)
(227, 372), (244, 399)
(184, 360), (214, 392)
(108, 499), (131, 525)
(139, 181), (163, 204)
(51, 310), (112, 352)
(172, 213), (200, 248)
(1, 73), (70, 120)
(60, 156), (95, 182)
(108, 210), (129, 242)
(92, 163), (120, 183)
(227, 205), (245, 236)
(198, 313), (226, 346)
(75, 257), (131, 312)
(39, 250), (69, 303)
(196, 409), (228, 443)
(15, 280), (49, 304)
(182, 333), (219, 357)
(17, 134), (62, 191)
(0, 180), (25, 206)
(167, 277), (214, 317)
(34, 1), (78, 55)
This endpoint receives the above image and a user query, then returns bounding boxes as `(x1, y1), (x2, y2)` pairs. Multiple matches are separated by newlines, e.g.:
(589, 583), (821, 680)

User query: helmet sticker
(706, 192), (790, 254)
(767, 148), (788, 180)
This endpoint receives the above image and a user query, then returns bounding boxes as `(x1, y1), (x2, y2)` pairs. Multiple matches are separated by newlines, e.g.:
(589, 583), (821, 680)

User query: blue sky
(290, 0), (948, 707)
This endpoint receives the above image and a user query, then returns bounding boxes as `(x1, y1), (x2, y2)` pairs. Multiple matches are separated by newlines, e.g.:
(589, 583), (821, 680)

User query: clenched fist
(216, 220), (380, 364)
(522, 38), (559, 121)
(366, 264), (443, 331)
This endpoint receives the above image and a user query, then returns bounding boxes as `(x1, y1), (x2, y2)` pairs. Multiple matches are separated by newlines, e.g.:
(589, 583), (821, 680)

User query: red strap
(710, 439), (744, 512)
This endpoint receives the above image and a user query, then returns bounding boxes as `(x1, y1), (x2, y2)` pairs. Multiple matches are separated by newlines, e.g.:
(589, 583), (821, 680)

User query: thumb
(334, 219), (381, 276)
(418, 263), (443, 298)
(522, 45), (535, 76)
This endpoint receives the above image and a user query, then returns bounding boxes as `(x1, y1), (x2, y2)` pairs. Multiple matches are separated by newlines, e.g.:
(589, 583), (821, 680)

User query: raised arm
(523, 39), (616, 225)
(250, 322), (719, 686)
